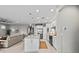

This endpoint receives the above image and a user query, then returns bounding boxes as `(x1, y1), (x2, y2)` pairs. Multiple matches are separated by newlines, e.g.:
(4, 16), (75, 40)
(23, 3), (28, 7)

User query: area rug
(39, 41), (48, 49)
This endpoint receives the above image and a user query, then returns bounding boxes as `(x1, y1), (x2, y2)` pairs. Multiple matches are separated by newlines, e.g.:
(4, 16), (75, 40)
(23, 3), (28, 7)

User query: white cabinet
(24, 38), (32, 52)
(32, 39), (39, 51)
(53, 36), (57, 49)
(53, 36), (61, 52)
(24, 36), (39, 52)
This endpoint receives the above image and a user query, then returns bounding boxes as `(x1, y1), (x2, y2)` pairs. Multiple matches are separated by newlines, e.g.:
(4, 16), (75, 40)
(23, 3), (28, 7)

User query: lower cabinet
(53, 36), (62, 52)
(53, 36), (58, 49)
(24, 37), (39, 52)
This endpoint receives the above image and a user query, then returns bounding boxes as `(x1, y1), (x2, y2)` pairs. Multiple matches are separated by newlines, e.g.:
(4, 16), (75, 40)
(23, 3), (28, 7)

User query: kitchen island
(24, 35), (56, 53)
(24, 35), (40, 52)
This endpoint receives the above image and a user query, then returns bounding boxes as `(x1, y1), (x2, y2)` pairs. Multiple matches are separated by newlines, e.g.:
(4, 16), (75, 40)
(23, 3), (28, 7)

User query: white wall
(10, 24), (28, 35)
(57, 6), (79, 53)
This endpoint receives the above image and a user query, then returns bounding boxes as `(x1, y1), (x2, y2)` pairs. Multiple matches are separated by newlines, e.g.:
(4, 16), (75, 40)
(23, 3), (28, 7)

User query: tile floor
(0, 40), (56, 53)
(0, 41), (24, 53)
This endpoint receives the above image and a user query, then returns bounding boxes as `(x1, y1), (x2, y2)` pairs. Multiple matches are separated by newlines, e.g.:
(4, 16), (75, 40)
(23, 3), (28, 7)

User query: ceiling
(0, 5), (62, 24)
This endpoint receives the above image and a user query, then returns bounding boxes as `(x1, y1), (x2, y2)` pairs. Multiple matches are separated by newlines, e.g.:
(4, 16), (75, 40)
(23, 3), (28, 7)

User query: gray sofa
(3, 34), (24, 47)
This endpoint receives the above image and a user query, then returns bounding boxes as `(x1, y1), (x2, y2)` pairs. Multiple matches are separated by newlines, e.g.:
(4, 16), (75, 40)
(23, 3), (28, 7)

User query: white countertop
(25, 35), (39, 39)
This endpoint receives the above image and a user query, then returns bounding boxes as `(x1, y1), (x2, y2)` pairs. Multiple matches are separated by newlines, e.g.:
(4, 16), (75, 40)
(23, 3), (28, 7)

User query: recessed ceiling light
(30, 24), (32, 26)
(36, 9), (40, 12)
(53, 20), (56, 24)
(37, 17), (40, 19)
(11, 28), (15, 32)
(1, 25), (6, 29)
(45, 20), (48, 23)
(50, 9), (54, 12)
(47, 17), (49, 19)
